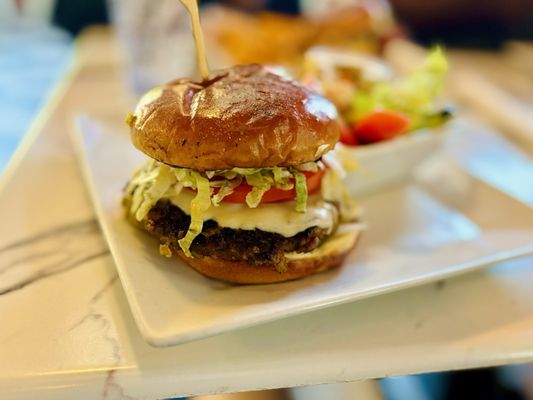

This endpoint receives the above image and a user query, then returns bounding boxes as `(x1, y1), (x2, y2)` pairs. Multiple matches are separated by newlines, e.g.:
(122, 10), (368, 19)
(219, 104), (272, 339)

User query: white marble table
(1, 28), (533, 400)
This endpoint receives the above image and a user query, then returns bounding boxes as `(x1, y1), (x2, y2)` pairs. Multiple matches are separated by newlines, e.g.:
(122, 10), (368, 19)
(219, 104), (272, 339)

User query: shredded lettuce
(211, 177), (241, 206)
(292, 170), (308, 213)
(351, 47), (449, 129)
(315, 144), (331, 158)
(178, 172), (212, 257)
(294, 161), (319, 173)
(272, 167), (284, 185)
(123, 160), (324, 257)
(320, 153), (362, 222)
(174, 168), (196, 187)
(232, 167), (261, 176)
(135, 163), (174, 221)
(245, 172), (273, 208)
(271, 167), (294, 190)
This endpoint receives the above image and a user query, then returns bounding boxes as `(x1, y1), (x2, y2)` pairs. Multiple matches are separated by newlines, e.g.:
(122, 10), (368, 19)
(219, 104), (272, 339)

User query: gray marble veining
(0, 219), (110, 296)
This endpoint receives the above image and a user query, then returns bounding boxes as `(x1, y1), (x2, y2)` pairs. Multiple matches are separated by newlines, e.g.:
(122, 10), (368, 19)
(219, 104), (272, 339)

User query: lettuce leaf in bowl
(351, 47), (450, 130)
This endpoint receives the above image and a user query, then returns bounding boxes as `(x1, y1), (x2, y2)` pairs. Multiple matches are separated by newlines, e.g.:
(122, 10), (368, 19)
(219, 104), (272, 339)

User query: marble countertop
(1, 28), (533, 400)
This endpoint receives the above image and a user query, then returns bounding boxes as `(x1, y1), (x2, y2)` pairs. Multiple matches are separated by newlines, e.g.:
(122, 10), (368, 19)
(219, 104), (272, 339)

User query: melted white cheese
(165, 191), (339, 237)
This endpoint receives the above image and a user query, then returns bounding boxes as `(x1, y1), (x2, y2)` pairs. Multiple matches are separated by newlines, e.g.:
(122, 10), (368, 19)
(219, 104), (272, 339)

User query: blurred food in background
(302, 47), (451, 146)
(299, 46), (453, 197)
(301, 47), (393, 112)
(109, 0), (399, 93)
(202, 1), (397, 69)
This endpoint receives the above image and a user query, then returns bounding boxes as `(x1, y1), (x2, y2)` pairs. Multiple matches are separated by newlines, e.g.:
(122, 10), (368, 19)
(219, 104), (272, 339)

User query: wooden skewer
(179, 0), (210, 80)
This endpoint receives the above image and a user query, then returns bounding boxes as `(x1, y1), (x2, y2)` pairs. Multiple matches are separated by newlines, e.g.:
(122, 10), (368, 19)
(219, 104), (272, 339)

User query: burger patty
(144, 200), (330, 267)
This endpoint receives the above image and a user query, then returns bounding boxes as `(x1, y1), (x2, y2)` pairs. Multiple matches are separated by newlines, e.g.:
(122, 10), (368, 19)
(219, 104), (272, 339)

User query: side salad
(305, 47), (453, 146)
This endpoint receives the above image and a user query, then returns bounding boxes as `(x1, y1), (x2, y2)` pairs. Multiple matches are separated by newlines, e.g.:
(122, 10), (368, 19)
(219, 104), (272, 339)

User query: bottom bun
(176, 224), (362, 284)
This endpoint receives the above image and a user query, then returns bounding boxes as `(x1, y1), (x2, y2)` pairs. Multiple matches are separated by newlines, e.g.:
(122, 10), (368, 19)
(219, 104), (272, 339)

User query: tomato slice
(221, 165), (325, 204)
(352, 110), (411, 144)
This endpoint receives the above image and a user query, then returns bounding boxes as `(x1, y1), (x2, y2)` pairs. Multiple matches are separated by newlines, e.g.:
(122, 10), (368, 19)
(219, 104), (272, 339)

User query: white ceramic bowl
(342, 129), (445, 197)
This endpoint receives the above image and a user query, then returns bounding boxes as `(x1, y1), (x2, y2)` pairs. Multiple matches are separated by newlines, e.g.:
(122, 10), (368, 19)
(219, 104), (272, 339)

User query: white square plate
(72, 114), (533, 347)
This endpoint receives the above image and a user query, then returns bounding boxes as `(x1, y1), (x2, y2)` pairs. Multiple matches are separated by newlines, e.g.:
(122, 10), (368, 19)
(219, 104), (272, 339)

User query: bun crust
(129, 64), (339, 170)
(175, 226), (361, 284)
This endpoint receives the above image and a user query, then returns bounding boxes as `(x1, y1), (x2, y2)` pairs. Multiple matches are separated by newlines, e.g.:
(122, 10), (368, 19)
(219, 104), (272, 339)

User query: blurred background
(1, 0), (533, 399)
(1, 0), (533, 173)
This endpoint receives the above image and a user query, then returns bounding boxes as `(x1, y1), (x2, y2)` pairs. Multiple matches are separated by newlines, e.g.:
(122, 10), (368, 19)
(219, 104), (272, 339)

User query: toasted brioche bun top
(128, 64), (339, 170)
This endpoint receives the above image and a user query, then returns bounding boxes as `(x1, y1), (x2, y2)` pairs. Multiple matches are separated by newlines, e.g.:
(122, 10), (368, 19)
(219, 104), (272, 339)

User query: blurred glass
(108, 0), (197, 94)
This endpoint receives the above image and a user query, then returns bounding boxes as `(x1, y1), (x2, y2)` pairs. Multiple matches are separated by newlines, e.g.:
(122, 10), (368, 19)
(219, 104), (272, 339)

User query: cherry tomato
(339, 120), (358, 146)
(352, 110), (411, 144)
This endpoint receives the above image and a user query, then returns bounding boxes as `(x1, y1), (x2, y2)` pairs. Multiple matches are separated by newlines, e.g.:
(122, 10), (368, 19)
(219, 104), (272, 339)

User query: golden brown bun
(128, 64), (339, 170)
(175, 225), (361, 284)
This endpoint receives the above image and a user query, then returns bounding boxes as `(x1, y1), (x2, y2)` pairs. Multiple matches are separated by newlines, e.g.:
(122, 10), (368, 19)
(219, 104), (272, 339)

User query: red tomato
(221, 166), (325, 204)
(353, 110), (411, 144)
(339, 120), (358, 146)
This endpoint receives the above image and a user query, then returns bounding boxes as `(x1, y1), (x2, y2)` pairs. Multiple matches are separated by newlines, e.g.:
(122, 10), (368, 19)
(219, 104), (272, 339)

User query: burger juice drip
(179, 0), (210, 80)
